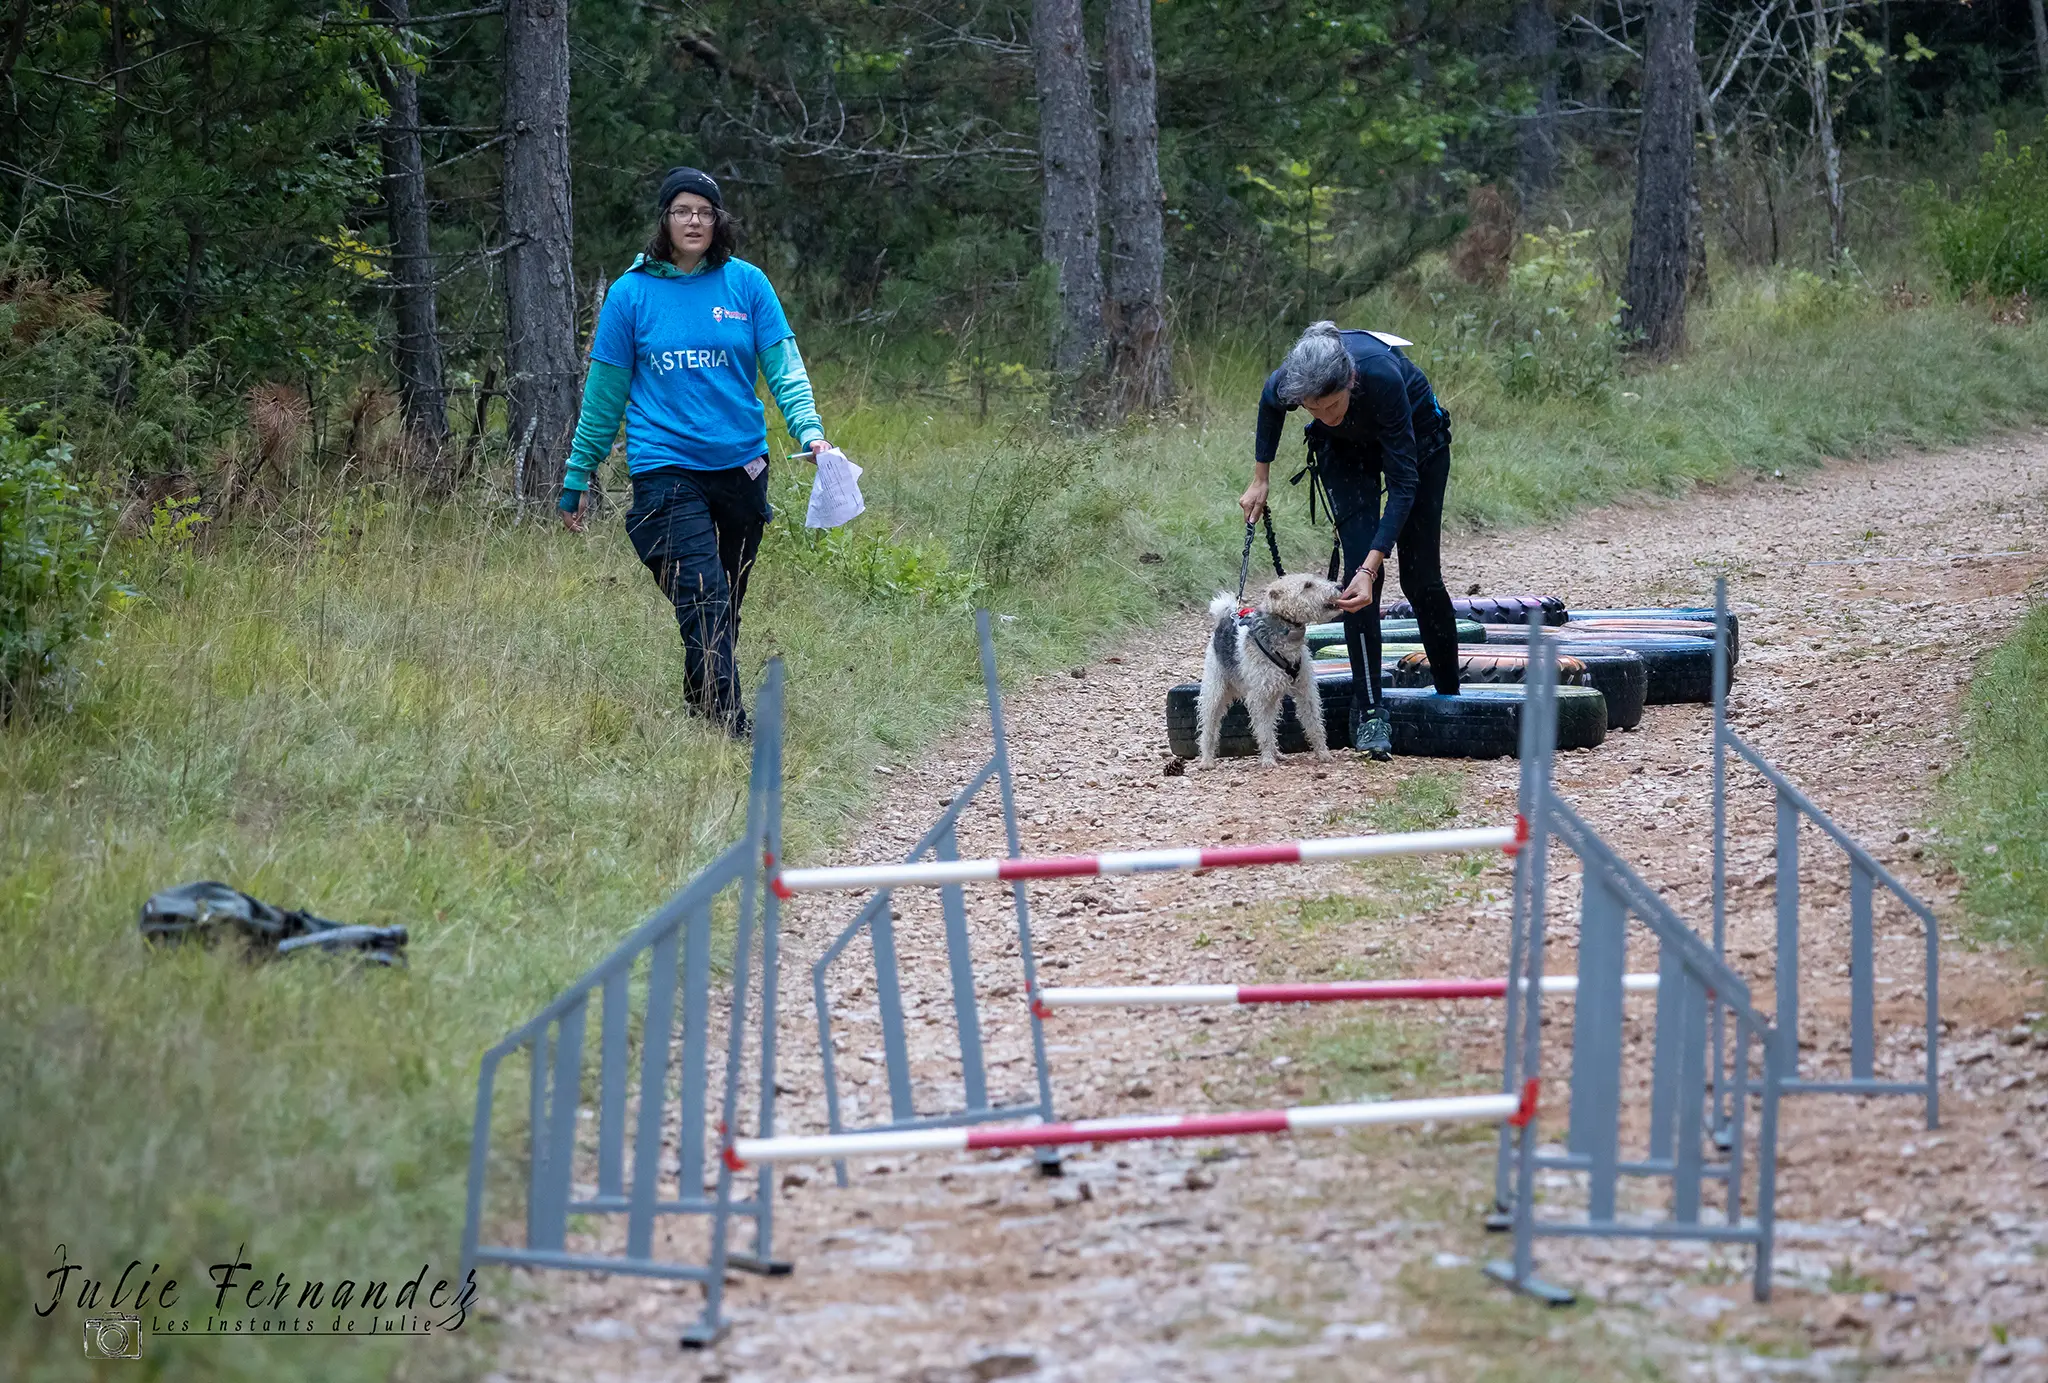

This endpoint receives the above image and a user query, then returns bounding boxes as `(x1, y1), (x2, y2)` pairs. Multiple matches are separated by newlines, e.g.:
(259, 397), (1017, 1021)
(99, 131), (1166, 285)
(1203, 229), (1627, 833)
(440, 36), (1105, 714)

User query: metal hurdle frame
(807, 609), (1061, 1184)
(1709, 577), (1940, 1129)
(1490, 619), (1787, 1305)
(458, 661), (792, 1348)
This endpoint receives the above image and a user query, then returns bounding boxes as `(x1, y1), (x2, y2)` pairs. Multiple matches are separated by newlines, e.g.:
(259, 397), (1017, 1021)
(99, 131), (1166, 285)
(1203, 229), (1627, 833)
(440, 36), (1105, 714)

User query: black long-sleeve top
(1254, 329), (1443, 556)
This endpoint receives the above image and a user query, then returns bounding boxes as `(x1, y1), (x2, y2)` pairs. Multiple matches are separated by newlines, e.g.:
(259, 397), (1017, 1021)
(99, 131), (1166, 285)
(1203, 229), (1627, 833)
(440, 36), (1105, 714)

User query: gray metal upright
(1709, 577), (1940, 1129)
(460, 660), (792, 1349)
(810, 610), (1059, 1185)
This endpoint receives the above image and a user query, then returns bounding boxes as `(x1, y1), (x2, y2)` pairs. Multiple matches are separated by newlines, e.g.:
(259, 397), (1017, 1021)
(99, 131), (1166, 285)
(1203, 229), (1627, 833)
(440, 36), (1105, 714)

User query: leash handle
(1237, 509), (1288, 605)
(1262, 509), (1285, 579)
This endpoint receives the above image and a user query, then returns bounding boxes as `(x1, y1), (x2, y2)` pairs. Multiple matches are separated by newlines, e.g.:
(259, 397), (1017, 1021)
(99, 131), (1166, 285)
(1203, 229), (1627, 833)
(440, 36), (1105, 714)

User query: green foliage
(0, 412), (126, 718)
(961, 431), (1092, 589)
(1940, 599), (2048, 964)
(6, 1), (388, 389)
(1421, 229), (1623, 405)
(1918, 123), (2048, 297)
(0, 242), (226, 478)
(1751, 265), (1878, 327)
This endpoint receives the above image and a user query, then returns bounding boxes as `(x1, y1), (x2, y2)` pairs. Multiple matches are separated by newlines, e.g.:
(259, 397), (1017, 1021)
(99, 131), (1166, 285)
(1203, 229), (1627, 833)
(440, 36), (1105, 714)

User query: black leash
(1234, 508), (1286, 606)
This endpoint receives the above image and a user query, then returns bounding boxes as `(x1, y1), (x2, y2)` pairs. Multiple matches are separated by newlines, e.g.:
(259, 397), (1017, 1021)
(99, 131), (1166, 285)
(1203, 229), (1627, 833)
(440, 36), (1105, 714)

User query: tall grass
(1940, 600), (2048, 966)
(3, 274), (2047, 1379)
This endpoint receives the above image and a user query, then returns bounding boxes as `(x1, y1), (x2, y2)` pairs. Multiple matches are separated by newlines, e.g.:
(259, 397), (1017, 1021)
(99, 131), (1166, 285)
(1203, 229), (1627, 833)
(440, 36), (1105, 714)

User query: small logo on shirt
(711, 306), (749, 323)
(648, 348), (733, 373)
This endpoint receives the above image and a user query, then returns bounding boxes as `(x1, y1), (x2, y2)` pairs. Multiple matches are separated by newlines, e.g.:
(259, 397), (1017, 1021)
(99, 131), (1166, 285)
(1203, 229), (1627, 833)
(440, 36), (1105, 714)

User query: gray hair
(1276, 321), (1354, 404)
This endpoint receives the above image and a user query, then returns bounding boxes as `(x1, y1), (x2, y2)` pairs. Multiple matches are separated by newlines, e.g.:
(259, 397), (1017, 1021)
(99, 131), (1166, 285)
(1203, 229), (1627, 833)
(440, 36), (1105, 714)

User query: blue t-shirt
(588, 257), (796, 473)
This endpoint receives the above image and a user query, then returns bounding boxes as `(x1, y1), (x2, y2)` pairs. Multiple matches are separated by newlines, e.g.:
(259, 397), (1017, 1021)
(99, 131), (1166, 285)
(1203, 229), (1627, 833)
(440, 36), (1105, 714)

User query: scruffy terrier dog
(1197, 573), (1345, 766)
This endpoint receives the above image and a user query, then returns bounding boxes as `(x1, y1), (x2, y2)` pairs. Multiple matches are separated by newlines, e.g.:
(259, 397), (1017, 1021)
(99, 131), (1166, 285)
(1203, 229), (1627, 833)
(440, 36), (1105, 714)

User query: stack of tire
(1163, 596), (1735, 760)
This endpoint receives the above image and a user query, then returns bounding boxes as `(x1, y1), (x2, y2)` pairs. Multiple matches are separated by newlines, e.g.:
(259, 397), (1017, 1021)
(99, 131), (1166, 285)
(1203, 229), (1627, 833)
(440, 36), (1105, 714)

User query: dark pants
(624, 463), (772, 725)
(1319, 436), (1460, 703)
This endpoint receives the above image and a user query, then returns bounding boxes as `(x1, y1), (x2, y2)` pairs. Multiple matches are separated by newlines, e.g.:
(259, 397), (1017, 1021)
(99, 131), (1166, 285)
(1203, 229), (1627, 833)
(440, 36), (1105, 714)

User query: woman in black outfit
(1239, 320), (1461, 760)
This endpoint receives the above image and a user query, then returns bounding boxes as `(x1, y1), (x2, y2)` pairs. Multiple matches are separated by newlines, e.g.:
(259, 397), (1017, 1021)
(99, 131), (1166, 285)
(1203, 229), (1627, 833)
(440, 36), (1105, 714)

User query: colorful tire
(1163, 680), (1607, 759)
(1385, 594), (1568, 627)
(1306, 618), (1487, 650)
(1480, 626), (1716, 705)
(1569, 607), (1740, 665)
(1387, 646), (1647, 730)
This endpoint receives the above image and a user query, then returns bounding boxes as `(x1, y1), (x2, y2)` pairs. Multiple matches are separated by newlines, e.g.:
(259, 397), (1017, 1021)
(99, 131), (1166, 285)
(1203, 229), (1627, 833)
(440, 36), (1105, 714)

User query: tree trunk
(1619, 0), (1697, 357)
(1806, 0), (1846, 262)
(373, 0), (450, 455)
(1104, 0), (1170, 419)
(502, 0), (579, 498)
(108, 0), (131, 330)
(1031, 0), (1104, 402)
(1512, 0), (1561, 205)
(2030, 0), (2048, 105)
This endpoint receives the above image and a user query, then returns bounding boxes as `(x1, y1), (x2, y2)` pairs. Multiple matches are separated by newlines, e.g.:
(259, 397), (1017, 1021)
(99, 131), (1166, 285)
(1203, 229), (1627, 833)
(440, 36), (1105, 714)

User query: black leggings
(1319, 438), (1460, 702)
(623, 463), (772, 723)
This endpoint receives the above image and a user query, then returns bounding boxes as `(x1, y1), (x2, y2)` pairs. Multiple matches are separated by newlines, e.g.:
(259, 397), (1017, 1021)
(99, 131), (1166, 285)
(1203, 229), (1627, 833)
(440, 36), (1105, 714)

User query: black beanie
(656, 166), (722, 213)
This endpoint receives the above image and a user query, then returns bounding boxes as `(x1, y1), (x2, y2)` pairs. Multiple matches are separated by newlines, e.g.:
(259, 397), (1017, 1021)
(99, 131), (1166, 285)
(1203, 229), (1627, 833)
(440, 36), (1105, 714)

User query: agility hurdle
(458, 662), (792, 1348)
(458, 601), (1935, 1344)
(1490, 624), (1787, 1305)
(1034, 973), (1660, 1010)
(808, 610), (1062, 1189)
(1708, 577), (1940, 1129)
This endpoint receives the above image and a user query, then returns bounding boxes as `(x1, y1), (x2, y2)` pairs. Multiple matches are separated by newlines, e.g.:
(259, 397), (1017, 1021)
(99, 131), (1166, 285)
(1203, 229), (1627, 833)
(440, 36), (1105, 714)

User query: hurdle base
(1483, 1204), (1512, 1234)
(1483, 1259), (1577, 1307)
(1035, 1150), (1064, 1177)
(679, 1318), (730, 1349)
(727, 1252), (794, 1277)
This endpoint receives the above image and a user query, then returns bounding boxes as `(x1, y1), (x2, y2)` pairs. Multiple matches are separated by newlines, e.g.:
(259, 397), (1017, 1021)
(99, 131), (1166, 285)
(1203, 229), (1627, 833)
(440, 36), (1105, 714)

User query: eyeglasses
(667, 207), (717, 225)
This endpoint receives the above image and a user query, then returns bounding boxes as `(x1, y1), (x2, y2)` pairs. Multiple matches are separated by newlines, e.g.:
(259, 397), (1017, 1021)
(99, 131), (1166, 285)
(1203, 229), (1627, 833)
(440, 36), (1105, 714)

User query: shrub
(1919, 123), (2048, 298)
(0, 410), (127, 716)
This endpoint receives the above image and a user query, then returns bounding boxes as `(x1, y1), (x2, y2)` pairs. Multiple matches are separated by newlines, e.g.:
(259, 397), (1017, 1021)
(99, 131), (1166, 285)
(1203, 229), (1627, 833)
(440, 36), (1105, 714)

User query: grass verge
(1940, 597), (2048, 966)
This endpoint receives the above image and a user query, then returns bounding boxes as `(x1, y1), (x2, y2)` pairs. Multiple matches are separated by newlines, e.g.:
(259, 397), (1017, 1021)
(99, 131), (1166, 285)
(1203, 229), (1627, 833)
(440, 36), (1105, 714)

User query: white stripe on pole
(1040, 985), (1242, 1007)
(1293, 826), (1514, 861)
(776, 857), (1002, 894)
(1284, 1092), (1520, 1131)
(728, 1126), (972, 1162)
(1034, 973), (1660, 1010)
(773, 823), (1516, 895)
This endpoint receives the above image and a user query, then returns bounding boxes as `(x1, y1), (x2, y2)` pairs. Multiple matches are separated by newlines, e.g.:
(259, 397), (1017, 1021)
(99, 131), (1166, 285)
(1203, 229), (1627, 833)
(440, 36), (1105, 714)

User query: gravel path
(491, 429), (2048, 1383)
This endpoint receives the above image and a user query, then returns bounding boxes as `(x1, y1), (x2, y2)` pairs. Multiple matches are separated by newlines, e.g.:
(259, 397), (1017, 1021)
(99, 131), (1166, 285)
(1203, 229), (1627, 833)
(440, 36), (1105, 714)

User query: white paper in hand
(804, 446), (866, 529)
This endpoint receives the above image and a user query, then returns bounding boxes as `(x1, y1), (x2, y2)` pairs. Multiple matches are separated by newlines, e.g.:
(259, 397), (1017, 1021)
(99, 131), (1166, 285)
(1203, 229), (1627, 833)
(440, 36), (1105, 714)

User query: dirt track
(491, 428), (2048, 1383)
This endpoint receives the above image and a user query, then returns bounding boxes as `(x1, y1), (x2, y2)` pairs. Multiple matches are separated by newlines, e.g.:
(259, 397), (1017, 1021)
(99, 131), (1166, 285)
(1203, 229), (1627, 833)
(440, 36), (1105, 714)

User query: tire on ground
(1306, 617), (1486, 650)
(1569, 608), (1740, 665)
(1164, 680), (1606, 759)
(1388, 646), (1647, 730)
(1386, 594), (1568, 626)
(1479, 625), (1716, 704)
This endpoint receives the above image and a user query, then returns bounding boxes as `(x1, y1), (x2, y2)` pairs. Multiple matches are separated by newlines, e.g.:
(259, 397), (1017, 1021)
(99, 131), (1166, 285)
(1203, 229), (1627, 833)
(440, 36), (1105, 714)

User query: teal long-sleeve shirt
(561, 254), (826, 495)
(561, 338), (824, 494)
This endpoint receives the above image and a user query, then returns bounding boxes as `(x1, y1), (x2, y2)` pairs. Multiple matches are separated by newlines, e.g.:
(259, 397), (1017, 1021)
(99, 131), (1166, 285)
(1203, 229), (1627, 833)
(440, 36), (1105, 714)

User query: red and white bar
(1036, 973), (1659, 1010)
(726, 1084), (1535, 1167)
(772, 822), (1520, 897)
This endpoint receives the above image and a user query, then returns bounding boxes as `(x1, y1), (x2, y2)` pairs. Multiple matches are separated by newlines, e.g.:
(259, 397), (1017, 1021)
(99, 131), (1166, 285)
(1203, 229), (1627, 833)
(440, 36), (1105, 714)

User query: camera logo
(83, 1315), (142, 1360)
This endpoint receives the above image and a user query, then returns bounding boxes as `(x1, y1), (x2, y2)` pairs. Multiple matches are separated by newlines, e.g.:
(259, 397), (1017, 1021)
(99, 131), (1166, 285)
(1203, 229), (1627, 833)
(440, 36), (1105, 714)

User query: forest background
(4, 0), (2048, 1377)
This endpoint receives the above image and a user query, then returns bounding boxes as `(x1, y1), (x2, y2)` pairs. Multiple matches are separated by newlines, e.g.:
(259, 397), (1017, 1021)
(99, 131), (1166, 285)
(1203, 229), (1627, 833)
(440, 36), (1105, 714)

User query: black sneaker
(1353, 704), (1393, 761)
(724, 705), (752, 742)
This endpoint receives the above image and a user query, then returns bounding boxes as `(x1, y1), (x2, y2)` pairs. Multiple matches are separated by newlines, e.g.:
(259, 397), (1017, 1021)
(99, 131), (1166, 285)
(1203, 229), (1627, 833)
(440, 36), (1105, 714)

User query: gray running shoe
(1352, 703), (1393, 761)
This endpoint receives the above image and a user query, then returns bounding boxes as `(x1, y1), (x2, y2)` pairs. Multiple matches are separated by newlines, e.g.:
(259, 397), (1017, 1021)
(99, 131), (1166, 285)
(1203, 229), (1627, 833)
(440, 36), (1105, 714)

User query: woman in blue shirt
(559, 167), (829, 737)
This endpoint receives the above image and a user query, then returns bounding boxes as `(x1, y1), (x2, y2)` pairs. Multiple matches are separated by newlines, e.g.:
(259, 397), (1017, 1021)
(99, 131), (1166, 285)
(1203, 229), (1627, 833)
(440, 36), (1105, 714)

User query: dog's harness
(1248, 616), (1304, 681)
